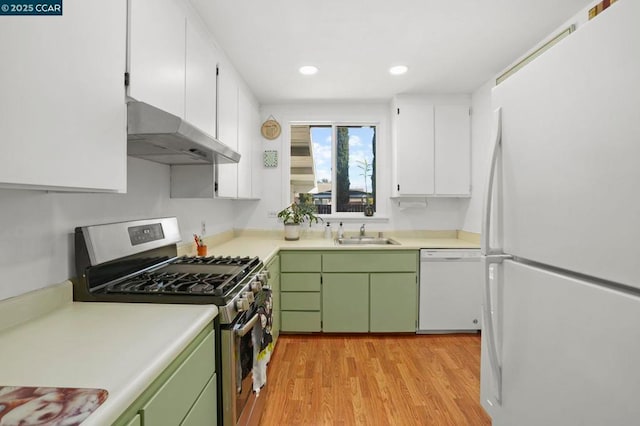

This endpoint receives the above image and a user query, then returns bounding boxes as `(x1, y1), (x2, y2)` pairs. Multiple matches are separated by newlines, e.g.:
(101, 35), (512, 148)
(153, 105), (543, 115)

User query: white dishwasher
(418, 249), (482, 333)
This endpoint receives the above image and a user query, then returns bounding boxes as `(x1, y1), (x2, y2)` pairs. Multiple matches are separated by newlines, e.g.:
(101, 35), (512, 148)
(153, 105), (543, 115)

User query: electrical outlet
(267, 211), (278, 218)
(201, 220), (206, 236)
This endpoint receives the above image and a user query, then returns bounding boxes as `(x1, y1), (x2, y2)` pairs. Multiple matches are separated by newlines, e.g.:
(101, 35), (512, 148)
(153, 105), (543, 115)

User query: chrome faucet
(360, 224), (366, 237)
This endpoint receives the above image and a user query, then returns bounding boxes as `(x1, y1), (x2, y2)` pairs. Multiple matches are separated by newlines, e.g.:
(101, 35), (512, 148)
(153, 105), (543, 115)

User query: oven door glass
(234, 310), (259, 424)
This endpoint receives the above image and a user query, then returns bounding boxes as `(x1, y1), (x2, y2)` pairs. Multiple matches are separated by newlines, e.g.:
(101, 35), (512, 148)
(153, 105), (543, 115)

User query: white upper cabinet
(128, 0), (218, 137)
(434, 105), (471, 196)
(237, 87), (261, 199)
(392, 96), (471, 197)
(0, 0), (127, 192)
(128, 0), (186, 118)
(392, 99), (435, 195)
(216, 66), (239, 198)
(171, 75), (262, 200)
(185, 19), (217, 136)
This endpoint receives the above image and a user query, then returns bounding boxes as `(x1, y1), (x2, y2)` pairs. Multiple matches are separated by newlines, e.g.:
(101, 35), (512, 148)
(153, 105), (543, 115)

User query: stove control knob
(250, 278), (263, 293)
(243, 291), (255, 304)
(236, 297), (250, 312)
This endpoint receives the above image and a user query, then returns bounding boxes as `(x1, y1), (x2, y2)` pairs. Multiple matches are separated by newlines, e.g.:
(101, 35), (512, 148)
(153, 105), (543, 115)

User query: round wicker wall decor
(261, 117), (281, 140)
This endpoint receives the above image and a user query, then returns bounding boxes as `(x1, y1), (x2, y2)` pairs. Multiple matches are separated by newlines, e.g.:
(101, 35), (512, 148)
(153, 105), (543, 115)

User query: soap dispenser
(324, 222), (332, 239)
(337, 222), (344, 239)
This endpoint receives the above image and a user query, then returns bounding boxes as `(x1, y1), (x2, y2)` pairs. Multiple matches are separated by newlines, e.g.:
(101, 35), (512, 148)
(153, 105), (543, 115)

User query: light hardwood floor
(260, 334), (491, 426)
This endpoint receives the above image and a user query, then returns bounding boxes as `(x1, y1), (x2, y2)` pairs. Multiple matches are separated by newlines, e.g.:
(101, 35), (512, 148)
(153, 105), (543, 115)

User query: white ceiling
(190, 0), (593, 104)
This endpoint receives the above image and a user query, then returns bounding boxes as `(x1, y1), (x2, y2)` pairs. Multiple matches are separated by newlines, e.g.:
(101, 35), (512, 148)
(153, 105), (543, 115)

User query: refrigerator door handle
(482, 254), (511, 406)
(481, 107), (502, 255)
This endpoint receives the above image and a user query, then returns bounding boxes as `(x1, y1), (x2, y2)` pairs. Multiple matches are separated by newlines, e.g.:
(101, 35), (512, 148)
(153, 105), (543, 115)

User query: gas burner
(170, 273), (235, 295)
(107, 272), (181, 294)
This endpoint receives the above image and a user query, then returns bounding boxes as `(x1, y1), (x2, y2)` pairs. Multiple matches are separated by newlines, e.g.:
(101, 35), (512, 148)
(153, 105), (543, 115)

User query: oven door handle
(235, 313), (260, 337)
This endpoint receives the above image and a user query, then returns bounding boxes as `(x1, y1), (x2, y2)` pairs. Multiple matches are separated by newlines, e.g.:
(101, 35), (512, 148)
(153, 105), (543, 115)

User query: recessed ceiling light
(299, 65), (319, 75)
(389, 65), (408, 75)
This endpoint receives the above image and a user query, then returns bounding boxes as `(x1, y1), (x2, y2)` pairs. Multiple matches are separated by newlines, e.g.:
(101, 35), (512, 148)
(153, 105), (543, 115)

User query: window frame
(288, 121), (380, 219)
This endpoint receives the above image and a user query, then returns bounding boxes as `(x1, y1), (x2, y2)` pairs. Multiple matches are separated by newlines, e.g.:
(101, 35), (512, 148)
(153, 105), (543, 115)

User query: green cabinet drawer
(280, 252), (322, 272)
(281, 311), (321, 332)
(281, 292), (321, 311)
(370, 273), (417, 332)
(141, 330), (215, 426)
(281, 273), (321, 292)
(322, 251), (418, 272)
(180, 373), (217, 426)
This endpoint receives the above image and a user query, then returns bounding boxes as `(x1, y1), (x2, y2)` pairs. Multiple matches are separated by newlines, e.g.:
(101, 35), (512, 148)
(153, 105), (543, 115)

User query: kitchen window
(290, 124), (376, 215)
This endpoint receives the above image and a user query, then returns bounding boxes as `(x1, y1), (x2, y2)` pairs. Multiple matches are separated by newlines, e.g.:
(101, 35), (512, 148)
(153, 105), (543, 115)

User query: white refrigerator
(480, 1), (640, 425)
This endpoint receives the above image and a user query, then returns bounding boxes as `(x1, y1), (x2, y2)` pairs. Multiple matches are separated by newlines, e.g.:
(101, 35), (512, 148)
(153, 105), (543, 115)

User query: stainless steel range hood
(127, 101), (240, 165)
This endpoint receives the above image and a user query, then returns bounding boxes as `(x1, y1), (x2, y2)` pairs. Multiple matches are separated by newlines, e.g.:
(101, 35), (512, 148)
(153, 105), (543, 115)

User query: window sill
(318, 215), (389, 223)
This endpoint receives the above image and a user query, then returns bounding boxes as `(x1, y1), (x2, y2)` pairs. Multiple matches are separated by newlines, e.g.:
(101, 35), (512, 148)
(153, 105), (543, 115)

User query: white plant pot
(284, 223), (301, 241)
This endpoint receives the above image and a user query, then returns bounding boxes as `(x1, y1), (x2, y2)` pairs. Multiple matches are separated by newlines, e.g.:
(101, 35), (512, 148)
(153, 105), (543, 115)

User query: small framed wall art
(263, 150), (278, 168)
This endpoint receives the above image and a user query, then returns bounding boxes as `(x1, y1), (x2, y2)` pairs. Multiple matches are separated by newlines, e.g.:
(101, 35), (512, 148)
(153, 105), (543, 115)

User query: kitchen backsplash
(0, 158), (237, 302)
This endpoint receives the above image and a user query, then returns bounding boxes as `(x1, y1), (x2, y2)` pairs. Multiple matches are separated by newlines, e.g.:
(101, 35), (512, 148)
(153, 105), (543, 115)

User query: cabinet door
(216, 66), (238, 198)
(128, 0), (186, 118)
(0, 0), (126, 192)
(237, 87), (255, 198)
(180, 374), (217, 426)
(434, 106), (470, 195)
(140, 331), (214, 426)
(323, 273), (369, 332)
(370, 273), (417, 332)
(185, 19), (217, 137)
(394, 100), (434, 195)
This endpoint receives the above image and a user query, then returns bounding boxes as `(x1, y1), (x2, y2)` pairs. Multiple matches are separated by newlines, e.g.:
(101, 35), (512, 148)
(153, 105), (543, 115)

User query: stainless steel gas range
(73, 217), (271, 426)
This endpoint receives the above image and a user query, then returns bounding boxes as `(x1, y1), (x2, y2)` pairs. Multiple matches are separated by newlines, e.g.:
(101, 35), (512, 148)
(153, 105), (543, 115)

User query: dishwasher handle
(420, 250), (481, 261)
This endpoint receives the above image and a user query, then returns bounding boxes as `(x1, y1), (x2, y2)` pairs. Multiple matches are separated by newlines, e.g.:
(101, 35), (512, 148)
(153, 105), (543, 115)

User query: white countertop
(193, 232), (480, 262)
(0, 284), (218, 425)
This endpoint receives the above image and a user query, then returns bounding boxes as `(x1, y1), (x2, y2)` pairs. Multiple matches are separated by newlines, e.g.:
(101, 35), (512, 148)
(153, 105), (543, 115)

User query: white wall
(234, 101), (469, 234)
(462, 80), (494, 233)
(0, 157), (236, 301)
(460, 1), (599, 233)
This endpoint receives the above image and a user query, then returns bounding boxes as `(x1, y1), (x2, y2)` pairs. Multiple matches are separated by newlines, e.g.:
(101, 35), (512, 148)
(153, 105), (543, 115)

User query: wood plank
(260, 334), (491, 425)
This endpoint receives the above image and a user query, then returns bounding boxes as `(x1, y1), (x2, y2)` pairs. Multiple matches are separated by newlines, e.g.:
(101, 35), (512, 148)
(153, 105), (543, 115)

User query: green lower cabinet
(281, 311), (321, 332)
(370, 273), (417, 332)
(322, 273), (369, 332)
(280, 270), (322, 333)
(180, 374), (217, 426)
(113, 325), (216, 426)
(140, 329), (215, 426)
(125, 415), (141, 426)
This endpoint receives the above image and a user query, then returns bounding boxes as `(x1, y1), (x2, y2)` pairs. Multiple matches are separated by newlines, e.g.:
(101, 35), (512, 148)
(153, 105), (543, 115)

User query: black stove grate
(173, 255), (260, 268)
(106, 270), (239, 296)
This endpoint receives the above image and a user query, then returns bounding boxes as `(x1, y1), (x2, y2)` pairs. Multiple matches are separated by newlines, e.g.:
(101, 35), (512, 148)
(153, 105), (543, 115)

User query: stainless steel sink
(336, 237), (400, 245)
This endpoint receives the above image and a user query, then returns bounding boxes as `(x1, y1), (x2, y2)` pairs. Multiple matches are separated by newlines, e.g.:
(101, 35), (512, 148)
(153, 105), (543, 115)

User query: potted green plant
(363, 196), (375, 217)
(277, 202), (322, 241)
